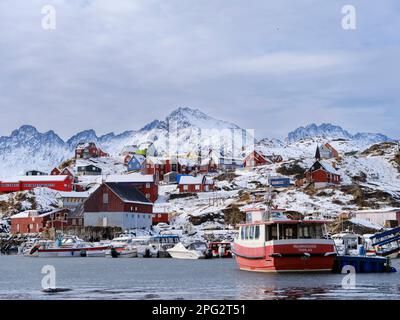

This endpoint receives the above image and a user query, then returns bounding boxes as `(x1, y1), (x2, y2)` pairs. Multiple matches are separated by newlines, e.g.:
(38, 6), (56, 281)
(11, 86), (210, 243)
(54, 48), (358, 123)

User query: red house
(305, 160), (341, 188)
(244, 151), (272, 168)
(75, 142), (108, 159)
(50, 167), (61, 175)
(11, 208), (69, 234)
(105, 173), (158, 202)
(0, 175), (73, 193)
(151, 206), (170, 225)
(82, 182), (154, 230)
(178, 175), (215, 193)
(199, 157), (218, 173)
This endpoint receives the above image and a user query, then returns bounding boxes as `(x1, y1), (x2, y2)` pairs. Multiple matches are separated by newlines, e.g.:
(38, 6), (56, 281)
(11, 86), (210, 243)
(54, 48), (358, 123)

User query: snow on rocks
(0, 187), (62, 218)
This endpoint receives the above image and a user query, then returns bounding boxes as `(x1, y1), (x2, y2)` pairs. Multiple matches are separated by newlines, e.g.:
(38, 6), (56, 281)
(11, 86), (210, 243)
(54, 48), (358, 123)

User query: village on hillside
(1, 135), (400, 253)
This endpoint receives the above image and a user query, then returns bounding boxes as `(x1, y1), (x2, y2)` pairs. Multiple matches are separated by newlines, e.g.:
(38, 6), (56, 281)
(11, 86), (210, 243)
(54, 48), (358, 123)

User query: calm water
(0, 255), (399, 300)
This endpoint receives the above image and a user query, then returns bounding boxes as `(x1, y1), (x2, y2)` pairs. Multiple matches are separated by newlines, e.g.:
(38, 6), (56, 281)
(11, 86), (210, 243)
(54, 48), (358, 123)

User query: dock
(333, 255), (396, 273)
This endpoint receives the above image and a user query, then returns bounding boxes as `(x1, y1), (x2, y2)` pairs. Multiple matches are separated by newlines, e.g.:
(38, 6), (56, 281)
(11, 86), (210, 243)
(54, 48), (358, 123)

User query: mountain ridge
(0, 108), (395, 177)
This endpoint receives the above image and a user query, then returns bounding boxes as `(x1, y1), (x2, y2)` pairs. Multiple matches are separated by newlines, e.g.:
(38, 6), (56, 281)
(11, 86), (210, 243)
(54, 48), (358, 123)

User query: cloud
(0, 0), (398, 140)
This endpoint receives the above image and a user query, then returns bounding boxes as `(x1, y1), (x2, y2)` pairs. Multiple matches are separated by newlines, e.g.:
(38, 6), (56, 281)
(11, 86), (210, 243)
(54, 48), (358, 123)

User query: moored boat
(32, 236), (110, 258)
(234, 207), (336, 273)
(167, 241), (212, 259)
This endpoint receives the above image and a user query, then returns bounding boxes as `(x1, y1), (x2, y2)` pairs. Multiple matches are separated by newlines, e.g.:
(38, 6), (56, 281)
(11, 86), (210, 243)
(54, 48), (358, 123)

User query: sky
(0, 0), (399, 140)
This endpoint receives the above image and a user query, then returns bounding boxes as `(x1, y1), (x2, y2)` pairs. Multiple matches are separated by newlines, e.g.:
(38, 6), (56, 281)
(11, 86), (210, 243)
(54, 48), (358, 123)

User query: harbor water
(0, 255), (399, 300)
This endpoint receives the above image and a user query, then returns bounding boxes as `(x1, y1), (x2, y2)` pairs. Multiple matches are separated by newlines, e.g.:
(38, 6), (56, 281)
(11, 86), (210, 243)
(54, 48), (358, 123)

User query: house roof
(130, 154), (145, 162)
(308, 160), (339, 175)
(0, 175), (70, 183)
(105, 173), (154, 183)
(57, 191), (90, 198)
(105, 183), (152, 205)
(178, 158), (198, 166)
(178, 175), (213, 185)
(61, 167), (75, 175)
(11, 208), (66, 219)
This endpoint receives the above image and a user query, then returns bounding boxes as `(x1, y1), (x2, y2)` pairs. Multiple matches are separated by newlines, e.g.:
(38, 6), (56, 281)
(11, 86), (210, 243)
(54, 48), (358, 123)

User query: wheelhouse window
(282, 224), (297, 239)
(266, 225), (278, 240)
(255, 225), (260, 239)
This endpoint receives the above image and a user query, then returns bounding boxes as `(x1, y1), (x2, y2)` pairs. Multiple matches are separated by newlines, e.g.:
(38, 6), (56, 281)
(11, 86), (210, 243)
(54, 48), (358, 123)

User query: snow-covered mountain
(0, 108), (251, 177)
(0, 108), (395, 178)
(287, 123), (393, 144)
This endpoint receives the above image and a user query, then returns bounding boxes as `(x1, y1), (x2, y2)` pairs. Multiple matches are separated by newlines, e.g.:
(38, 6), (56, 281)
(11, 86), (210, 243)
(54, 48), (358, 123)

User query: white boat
(105, 234), (143, 258)
(332, 232), (364, 256)
(167, 242), (212, 260)
(33, 236), (109, 258)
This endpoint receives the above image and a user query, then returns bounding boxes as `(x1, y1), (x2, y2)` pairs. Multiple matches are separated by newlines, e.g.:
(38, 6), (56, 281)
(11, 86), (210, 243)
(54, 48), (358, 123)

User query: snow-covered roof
(57, 191), (90, 198)
(0, 175), (70, 183)
(178, 175), (213, 185)
(178, 158), (198, 166)
(179, 175), (203, 185)
(11, 208), (64, 219)
(319, 160), (339, 174)
(105, 173), (154, 183)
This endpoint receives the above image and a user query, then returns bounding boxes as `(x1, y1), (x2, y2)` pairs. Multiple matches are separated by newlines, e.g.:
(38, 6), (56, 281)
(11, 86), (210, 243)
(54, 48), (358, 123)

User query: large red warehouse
(0, 175), (73, 193)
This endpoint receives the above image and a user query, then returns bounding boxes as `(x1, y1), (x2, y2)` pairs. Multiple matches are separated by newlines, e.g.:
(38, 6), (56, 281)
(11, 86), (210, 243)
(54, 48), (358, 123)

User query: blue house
(269, 177), (291, 188)
(127, 154), (145, 172)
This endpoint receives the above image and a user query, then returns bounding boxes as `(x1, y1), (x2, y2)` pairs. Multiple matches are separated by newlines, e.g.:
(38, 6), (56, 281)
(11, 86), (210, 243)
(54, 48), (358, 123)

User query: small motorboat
(33, 236), (110, 258)
(147, 235), (180, 258)
(167, 241), (212, 260)
(105, 235), (139, 258)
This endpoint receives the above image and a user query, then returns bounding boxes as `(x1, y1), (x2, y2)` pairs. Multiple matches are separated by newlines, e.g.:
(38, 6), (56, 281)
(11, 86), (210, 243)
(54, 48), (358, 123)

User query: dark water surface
(0, 255), (399, 300)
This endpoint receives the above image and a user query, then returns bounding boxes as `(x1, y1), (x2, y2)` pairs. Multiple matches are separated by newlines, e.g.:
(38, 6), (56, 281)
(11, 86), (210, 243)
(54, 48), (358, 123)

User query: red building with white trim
(0, 175), (73, 193)
(178, 175), (215, 193)
(11, 209), (69, 234)
(244, 151), (272, 168)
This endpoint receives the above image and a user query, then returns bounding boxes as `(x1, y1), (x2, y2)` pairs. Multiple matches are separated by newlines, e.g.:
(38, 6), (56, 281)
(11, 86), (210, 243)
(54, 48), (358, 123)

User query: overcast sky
(0, 0), (399, 140)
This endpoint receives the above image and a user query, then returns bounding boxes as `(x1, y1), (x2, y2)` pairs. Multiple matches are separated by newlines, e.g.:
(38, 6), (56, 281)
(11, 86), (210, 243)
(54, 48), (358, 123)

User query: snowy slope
(0, 107), (251, 177)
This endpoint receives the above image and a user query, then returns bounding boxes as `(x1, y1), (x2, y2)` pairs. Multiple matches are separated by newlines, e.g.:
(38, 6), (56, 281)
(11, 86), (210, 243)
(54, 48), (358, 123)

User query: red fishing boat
(233, 207), (336, 272)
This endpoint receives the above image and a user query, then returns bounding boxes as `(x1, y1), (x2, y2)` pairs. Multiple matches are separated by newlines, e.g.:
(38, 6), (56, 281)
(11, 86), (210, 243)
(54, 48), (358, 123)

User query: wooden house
(50, 167), (61, 176)
(305, 160), (341, 188)
(318, 143), (339, 159)
(178, 175), (214, 193)
(0, 175), (73, 193)
(83, 182), (153, 230)
(127, 154), (146, 172)
(77, 165), (102, 176)
(244, 150), (272, 168)
(11, 208), (69, 234)
(75, 142), (108, 159)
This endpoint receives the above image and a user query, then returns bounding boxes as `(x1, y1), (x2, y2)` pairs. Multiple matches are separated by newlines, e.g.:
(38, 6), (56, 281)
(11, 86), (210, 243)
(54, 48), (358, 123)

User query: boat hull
(234, 239), (335, 273)
(37, 246), (109, 258)
(167, 249), (204, 260)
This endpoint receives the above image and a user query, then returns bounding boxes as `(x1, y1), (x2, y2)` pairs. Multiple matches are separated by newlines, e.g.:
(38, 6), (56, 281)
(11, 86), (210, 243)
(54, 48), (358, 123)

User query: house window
(146, 193), (150, 198)
(103, 193), (109, 204)
(183, 185), (188, 191)
(195, 185), (200, 191)
(146, 183), (150, 188)
(72, 219), (76, 225)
